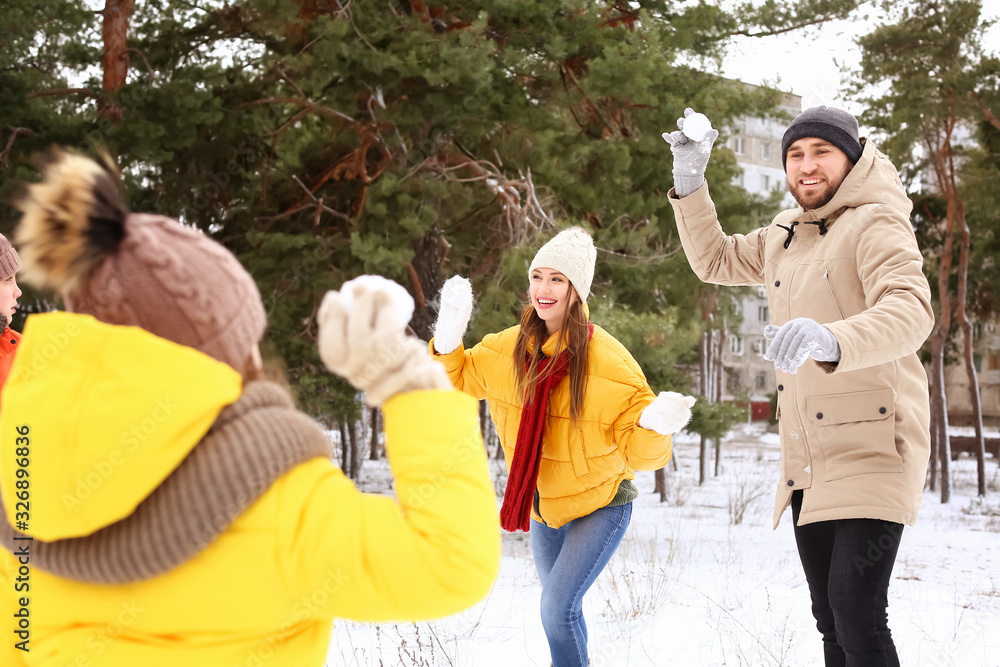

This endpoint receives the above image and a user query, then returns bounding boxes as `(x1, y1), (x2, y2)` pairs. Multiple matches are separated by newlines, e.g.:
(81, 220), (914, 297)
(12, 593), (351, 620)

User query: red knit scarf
(500, 324), (593, 532)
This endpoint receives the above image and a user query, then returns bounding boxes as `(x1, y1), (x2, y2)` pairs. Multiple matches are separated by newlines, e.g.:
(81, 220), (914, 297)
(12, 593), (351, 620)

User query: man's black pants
(791, 490), (903, 667)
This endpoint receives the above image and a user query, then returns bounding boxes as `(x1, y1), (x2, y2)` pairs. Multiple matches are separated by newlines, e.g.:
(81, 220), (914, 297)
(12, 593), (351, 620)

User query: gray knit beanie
(528, 227), (597, 302)
(781, 106), (862, 170)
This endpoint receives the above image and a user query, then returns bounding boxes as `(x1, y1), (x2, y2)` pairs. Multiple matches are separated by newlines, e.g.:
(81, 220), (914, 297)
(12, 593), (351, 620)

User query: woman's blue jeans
(530, 502), (632, 667)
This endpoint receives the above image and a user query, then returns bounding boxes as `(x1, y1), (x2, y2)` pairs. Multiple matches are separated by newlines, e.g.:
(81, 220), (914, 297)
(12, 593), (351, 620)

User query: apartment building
(719, 90), (802, 420)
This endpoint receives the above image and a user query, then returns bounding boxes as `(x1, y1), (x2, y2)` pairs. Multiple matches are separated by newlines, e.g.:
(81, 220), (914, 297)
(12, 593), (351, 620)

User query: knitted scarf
(500, 324), (593, 532)
(0, 381), (332, 584)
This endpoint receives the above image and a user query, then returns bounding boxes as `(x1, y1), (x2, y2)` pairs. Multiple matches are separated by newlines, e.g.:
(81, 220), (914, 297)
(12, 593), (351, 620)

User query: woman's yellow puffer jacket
(432, 323), (671, 529)
(0, 312), (500, 667)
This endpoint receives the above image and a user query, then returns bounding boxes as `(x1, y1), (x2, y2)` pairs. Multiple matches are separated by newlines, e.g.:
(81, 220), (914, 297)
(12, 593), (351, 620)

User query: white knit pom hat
(528, 227), (596, 302)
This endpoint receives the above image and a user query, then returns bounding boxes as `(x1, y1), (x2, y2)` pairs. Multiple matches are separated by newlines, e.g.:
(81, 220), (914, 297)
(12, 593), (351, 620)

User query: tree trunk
(369, 407), (381, 460)
(408, 226), (447, 340)
(714, 327), (724, 477)
(935, 341), (951, 503)
(953, 169), (987, 497)
(933, 264), (953, 503)
(654, 468), (668, 503)
(928, 334), (941, 492)
(99, 0), (135, 120)
(338, 420), (350, 475)
(698, 328), (710, 486)
(348, 417), (362, 480)
(929, 124), (961, 503)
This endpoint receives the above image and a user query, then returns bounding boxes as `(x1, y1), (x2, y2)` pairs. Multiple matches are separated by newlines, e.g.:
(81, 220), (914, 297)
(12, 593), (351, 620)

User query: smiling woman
(529, 267), (572, 335)
(429, 226), (696, 667)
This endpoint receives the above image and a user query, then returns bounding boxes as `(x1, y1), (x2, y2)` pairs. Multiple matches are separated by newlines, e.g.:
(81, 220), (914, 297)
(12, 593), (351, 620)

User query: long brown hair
(513, 291), (590, 423)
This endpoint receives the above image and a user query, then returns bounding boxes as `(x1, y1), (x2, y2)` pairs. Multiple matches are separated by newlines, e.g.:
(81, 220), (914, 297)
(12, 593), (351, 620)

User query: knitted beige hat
(0, 233), (21, 282)
(528, 227), (596, 302)
(15, 150), (267, 372)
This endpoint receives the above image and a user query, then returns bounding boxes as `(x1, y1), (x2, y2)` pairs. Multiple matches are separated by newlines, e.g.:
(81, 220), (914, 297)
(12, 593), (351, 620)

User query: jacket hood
(0, 311), (242, 541)
(799, 138), (913, 223)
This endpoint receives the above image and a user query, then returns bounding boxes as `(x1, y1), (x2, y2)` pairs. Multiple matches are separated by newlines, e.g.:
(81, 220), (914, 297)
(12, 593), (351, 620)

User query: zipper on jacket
(533, 489), (549, 526)
(823, 268), (847, 320)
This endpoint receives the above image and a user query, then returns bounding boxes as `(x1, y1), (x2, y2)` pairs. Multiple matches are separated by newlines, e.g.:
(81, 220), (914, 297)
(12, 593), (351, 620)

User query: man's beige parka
(668, 139), (934, 528)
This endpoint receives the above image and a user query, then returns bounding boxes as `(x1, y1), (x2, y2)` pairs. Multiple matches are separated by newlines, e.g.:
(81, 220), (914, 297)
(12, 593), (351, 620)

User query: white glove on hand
(662, 108), (720, 198)
(337, 274), (414, 329)
(318, 282), (450, 406)
(763, 317), (841, 374)
(432, 275), (474, 355)
(638, 392), (697, 435)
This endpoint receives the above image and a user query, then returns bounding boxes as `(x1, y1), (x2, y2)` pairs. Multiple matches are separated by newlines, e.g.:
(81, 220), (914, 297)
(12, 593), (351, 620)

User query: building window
(730, 335), (744, 356)
(734, 172), (744, 188)
(733, 137), (745, 155)
(761, 143), (771, 160)
(758, 306), (769, 322)
(752, 338), (766, 355)
(756, 372), (767, 389)
(760, 174), (771, 191)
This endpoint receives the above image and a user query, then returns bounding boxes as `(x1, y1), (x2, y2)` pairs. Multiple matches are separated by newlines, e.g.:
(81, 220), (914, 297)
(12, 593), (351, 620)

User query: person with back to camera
(0, 149), (500, 667)
(0, 233), (23, 391)
(429, 226), (696, 667)
(663, 106), (934, 666)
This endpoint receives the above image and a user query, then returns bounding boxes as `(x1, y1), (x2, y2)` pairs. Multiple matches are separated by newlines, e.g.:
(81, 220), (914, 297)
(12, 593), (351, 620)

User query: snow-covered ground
(328, 424), (1000, 666)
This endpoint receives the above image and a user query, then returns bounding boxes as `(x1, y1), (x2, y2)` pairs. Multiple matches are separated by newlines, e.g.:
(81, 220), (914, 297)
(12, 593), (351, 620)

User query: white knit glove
(317, 281), (450, 406)
(638, 392), (697, 435)
(763, 317), (841, 374)
(336, 274), (414, 329)
(432, 275), (474, 355)
(662, 108), (719, 197)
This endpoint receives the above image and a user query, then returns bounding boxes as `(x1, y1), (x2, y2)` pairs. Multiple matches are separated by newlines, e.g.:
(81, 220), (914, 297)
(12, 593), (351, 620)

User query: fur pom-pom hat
(0, 233), (21, 282)
(15, 149), (267, 372)
(528, 227), (597, 302)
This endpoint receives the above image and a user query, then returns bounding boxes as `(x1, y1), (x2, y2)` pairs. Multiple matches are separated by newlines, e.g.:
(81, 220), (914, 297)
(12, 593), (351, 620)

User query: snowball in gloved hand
(337, 275), (414, 330)
(681, 112), (713, 142)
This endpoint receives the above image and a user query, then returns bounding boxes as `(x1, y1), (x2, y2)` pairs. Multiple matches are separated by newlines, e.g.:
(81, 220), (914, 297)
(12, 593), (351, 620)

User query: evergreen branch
(259, 175), (354, 227)
(405, 262), (426, 309)
(596, 243), (683, 263)
(726, 14), (852, 39)
(25, 87), (101, 100)
(972, 91), (1000, 132)
(714, 0), (863, 41)
(239, 96), (355, 124)
(127, 47), (155, 83)
(0, 127), (35, 169)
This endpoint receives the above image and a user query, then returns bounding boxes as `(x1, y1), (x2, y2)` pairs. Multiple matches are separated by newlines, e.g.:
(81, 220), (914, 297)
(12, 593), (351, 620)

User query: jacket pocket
(806, 388), (902, 481)
(823, 267), (847, 320)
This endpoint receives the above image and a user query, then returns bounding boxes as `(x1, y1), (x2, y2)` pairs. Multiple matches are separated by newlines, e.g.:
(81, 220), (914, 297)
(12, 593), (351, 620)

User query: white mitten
(337, 274), (414, 329)
(638, 392), (697, 435)
(432, 275), (474, 355)
(763, 317), (840, 374)
(317, 282), (450, 406)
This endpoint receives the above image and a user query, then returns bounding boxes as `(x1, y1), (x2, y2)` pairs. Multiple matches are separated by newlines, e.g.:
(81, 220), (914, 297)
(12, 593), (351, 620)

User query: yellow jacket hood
(0, 312), (242, 541)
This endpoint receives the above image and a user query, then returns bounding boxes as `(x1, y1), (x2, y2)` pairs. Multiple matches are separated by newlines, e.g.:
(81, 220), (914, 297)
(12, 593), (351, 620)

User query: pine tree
(851, 0), (1000, 500)
(1, 0), (861, 438)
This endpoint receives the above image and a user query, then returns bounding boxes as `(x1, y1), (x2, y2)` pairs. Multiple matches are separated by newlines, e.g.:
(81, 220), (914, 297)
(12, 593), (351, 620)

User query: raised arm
(665, 108), (769, 286)
(429, 275), (494, 399)
(290, 280), (500, 621)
